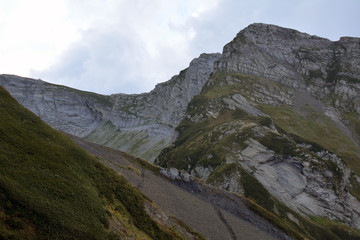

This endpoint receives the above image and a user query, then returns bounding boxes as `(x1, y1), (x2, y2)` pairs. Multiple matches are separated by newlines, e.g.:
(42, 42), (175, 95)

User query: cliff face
(0, 53), (221, 161)
(217, 23), (360, 117)
(156, 24), (360, 230)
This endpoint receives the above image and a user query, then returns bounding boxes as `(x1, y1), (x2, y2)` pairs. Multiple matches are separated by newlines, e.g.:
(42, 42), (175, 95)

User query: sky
(0, 0), (359, 95)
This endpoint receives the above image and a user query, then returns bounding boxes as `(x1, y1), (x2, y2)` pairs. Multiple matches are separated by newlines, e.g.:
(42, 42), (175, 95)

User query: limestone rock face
(216, 23), (360, 115)
(156, 24), (360, 230)
(0, 74), (108, 137)
(0, 53), (221, 161)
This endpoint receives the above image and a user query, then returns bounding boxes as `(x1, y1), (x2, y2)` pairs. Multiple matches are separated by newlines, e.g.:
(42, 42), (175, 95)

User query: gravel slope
(69, 134), (291, 240)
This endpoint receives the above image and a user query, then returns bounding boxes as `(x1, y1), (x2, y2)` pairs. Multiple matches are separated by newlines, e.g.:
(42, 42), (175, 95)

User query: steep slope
(72, 134), (360, 240)
(0, 53), (221, 161)
(70, 135), (291, 240)
(156, 23), (360, 233)
(0, 86), (203, 240)
(216, 23), (360, 149)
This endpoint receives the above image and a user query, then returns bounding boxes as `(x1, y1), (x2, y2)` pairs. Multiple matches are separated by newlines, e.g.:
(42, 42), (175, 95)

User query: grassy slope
(259, 104), (360, 174)
(0, 86), (190, 240)
(156, 71), (360, 240)
(84, 121), (169, 161)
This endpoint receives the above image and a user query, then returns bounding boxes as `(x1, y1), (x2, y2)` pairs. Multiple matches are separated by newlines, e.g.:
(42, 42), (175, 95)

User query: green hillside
(0, 86), (190, 240)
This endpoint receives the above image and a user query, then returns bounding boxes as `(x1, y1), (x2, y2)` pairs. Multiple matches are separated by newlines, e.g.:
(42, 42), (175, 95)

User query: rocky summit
(1, 23), (360, 238)
(157, 23), (360, 230)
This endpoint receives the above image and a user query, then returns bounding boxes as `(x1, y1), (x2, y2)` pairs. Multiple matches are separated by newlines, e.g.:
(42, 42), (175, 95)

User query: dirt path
(136, 169), (146, 188)
(215, 207), (237, 240)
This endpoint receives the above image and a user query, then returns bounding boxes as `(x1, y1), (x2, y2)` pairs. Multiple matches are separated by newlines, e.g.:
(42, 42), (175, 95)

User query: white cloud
(1, 0), (359, 94)
(0, 0), (79, 75)
(31, 0), (220, 94)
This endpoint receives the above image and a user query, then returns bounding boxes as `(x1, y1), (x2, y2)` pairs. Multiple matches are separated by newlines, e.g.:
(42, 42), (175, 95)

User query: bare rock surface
(0, 53), (221, 161)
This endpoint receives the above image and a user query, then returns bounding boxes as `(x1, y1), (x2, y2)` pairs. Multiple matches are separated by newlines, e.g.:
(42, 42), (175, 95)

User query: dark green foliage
(341, 75), (360, 84)
(174, 120), (209, 148)
(155, 146), (175, 168)
(235, 32), (247, 44)
(349, 173), (360, 202)
(245, 193), (360, 240)
(326, 47), (341, 84)
(239, 169), (274, 211)
(0, 87), (183, 240)
(231, 109), (248, 119)
(186, 95), (209, 117)
(0, 88), (107, 239)
(325, 160), (343, 181)
(171, 217), (207, 240)
(206, 163), (239, 185)
(329, 224), (360, 240)
(258, 117), (273, 127)
(308, 69), (323, 79)
(92, 162), (175, 240)
(258, 132), (298, 156)
(289, 133), (325, 153)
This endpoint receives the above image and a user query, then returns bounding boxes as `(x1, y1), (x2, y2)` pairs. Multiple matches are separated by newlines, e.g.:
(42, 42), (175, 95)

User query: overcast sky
(1, 0), (359, 94)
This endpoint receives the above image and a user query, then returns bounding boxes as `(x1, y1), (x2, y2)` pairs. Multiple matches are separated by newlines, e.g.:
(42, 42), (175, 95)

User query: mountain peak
(238, 23), (327, 43)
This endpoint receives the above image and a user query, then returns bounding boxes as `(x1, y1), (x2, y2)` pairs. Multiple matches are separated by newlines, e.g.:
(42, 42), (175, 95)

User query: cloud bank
(32, 0), (218, 94)
(1, 0), (359, 94)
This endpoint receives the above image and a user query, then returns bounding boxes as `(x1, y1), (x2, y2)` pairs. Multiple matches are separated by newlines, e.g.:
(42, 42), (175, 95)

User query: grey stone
(0, 53), (221, 162)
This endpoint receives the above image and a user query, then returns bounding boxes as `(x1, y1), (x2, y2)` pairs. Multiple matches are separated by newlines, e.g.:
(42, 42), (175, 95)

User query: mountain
(69, 135), (292, 240)
(0, 53), (220, 162)
(1, 23), (360, 238)
(0, 85), (292, 240)
(0, 86), (205, 239)
(157, 23), (360, 230)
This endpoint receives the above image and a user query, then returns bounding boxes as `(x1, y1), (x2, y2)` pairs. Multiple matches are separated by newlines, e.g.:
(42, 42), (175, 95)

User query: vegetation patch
(170, 217), (207, 240)
(259, 104), (360, 174)
(206, 163), (240, 185)
(343, 112), (360, 142)
(326, 48), (341, 84)
(257, 132), (299, 156)
(239, 168), (275, 211)
(349, 173), (360, 202)
(241, 193), (360, 240)
(308, 69), (323, 79)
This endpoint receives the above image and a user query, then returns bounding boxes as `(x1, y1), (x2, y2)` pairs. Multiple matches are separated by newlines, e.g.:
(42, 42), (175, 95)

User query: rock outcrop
(0, 53), (221, 161)
(217, 23), (360, 121)
(156, 23), (360, 230)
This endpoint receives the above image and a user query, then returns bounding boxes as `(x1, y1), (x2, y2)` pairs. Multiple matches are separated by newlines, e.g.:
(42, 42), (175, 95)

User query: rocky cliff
(156, 23), (360, 230)
(0, 53), (221, 161)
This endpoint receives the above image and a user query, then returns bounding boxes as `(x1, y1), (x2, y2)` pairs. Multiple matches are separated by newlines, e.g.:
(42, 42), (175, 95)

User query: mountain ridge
(0, 53), (220, 161)
(1, 23), (360, 236)
(157, 23), (360, 230)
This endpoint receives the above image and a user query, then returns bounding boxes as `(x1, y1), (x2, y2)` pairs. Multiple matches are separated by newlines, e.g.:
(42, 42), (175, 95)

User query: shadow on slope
(0, 86), (200, 240)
